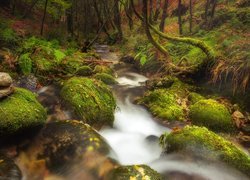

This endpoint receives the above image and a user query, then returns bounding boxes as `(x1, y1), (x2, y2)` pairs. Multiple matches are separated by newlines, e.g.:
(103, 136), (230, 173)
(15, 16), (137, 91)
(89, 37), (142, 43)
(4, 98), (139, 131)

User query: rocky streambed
(0, 46), (249, 180)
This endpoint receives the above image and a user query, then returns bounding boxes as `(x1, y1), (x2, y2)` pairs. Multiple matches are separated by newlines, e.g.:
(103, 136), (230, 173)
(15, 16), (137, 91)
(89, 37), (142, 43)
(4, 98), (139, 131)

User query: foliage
(159, 126), (250, 176)
(60, 77), (116, 128)
(0, 18), (18, 47)
(93, 65), (114, 75)
(75, 66), (93, 76)
(18, 53), (32, 74)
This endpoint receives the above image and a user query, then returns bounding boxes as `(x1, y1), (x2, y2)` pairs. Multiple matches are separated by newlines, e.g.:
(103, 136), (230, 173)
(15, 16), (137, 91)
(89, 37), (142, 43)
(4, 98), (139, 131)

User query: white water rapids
(99, 70), (249, 180)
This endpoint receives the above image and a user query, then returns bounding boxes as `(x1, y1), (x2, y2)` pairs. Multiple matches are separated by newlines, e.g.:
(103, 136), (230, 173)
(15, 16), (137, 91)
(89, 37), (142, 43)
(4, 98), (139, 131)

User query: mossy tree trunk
(189, 0), (193, 33)
(153, 0), (162, 22)
(114, 0), (123, 41)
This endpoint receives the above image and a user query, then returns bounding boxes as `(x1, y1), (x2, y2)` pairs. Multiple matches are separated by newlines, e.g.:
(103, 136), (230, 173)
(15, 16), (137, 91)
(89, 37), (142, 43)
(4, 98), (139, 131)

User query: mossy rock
(146, 76), (176, 90)
(60, 77), (116, 128)
(105, 165), (163, 180)
(139, 89), (184, 121)
(94, 65), (114, 75)
(189, 99), (235, 132)
(0, 88), (47, 138)
(0, 154), (22, 180)
(159, 126), (250, 176)
(188, 92), (205, 104)
(94, 73), (117, 85)
(39, 120), (114, 173)
(75, 66), (93, 76)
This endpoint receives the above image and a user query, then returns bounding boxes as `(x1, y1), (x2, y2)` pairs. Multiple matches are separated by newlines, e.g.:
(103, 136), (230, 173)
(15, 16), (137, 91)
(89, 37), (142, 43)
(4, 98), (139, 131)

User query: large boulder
(105, 165), (163, 180)
(60, 77), (116, 128)
(189, 99), (235, 132)
(0, 72), (12, 87)
(0, 88), (47, 138)
(18, 120), (117, 179)
(160, 126), (250, 176)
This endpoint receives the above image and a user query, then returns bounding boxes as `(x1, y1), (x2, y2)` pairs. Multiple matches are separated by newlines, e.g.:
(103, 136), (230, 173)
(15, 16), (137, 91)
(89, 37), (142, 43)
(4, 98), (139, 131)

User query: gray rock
(0, 72), (12, 87)
(0, 86), (14, 99)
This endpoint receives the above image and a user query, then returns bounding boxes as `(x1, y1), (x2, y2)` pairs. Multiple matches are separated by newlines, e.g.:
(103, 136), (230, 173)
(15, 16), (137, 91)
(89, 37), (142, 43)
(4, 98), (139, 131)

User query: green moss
(105, 165), (163, 180)
(0, 88), (47, 137)
(60, 77), (116, 128)
(18, 53), (32, 75)
(93, 65), (114, 75)
(75, 66), (93, 76)
(189, 99), (235, 132)
(94, 73), (117, 85)
(188, 92), (205, 104)
(139, 89), (184, 121)
(160, 126), (250, 176)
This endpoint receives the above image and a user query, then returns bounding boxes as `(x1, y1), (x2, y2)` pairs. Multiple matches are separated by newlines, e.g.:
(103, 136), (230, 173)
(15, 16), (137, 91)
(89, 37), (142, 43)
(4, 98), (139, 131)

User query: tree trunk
(23, 0), (39, 18)
(189, 0), (192, 33)
(114, 0), (123, 41)
(210, 0), (217, 19)
(159, 0), (169, 32)
(149, 0), (153, 23)
(178, 0), (183, 35)
(153, 0), (161, 22)
(142, 0), (168, 57)
(204, 0), (210, 24)
(40, 0), (48, 36)
(125, 0), (134, 30)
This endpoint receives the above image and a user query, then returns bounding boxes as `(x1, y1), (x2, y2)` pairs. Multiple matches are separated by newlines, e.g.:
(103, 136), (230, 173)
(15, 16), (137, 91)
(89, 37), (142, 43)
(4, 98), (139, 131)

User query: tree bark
(210, 0), (217, 19)
(149, 0), (153, 23)
(114, 0), (123, 41)
(153, 0), (161, 22)
(40, 0), (48, 36)
(178, 0), (183, 35)
(142, 0), (169, 57)
(204, 0), (210, 24)
(159, 0), (169, 32)
(189, 0), (193, 33)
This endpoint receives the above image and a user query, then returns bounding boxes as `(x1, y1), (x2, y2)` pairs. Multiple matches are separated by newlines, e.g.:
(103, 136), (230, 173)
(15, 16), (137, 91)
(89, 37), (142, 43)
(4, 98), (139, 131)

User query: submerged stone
(189, 99), (235, 132)
(60, 77), (116, 128)
(0, 88), (47, 138)
(38, 120), (116, 177)
(160, 126), (250, 176)
(105, 164), (163, 180)
(0, 154), (22, 180)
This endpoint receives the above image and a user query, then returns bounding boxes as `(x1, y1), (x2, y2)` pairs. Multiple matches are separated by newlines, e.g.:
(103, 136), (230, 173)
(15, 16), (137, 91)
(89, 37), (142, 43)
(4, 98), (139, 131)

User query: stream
(95, 45), (249, 180)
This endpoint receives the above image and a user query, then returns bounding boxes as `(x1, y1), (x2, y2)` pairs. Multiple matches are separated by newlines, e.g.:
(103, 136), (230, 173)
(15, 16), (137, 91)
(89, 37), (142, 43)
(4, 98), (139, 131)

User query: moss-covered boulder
(160, 126), (250, 176)
(94, 73), (117, 85)
(60, 77), (116, 128)
(139, 89), (184, 121)
(75, 65), (93, 76)
(189, 99), (234, 132)
(0, 154), (22, 180)
(105, 165), (163, 180)
(188, 92), (205, 105)
(94, 65), (114, 75)
(0, 88), (47, 138)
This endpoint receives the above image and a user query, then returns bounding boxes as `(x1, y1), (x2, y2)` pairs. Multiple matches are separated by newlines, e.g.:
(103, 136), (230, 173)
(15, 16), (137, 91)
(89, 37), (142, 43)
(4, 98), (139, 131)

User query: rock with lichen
(60, 77), (116, 128)
(0, 88), (47, 138)
(105, 164), (163, 180)
(189, 99), (235, 132)
(159, 126), (250, 176)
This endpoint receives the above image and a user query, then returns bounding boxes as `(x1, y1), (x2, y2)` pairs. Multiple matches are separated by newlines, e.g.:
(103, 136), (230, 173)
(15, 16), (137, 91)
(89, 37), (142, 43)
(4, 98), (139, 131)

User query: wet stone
(0, 154), (22, 180)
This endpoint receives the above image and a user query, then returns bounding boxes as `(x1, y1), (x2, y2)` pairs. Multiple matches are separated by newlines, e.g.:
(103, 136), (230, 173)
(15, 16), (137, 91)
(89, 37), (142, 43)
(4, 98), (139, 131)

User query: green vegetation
(160, 126), (250, 176)
(0, 88), (47, 137)
(189, 99), (235, 132)
(93, 65), (114, 75)
(60, 77), (116, 128)
(188, 92), (206, 105)
(105, 165), (163, 180)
